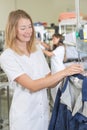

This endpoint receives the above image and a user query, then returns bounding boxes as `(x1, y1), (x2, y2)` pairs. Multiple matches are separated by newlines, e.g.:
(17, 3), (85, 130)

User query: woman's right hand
(64, 63), (84, 76)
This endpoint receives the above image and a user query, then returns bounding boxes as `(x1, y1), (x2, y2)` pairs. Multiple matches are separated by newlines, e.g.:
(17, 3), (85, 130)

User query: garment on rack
(48, 74), (87, 130)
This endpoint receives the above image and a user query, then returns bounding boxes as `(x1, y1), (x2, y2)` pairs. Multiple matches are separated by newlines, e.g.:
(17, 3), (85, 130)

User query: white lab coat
(51, 46), (65, 73)
(0, 45), (50, 130)
(51, 46), (65, 102)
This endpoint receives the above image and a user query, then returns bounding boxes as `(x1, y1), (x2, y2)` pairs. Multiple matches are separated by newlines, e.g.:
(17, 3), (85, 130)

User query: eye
(18, 24), (32, 31)
(20, 27), (26, 30)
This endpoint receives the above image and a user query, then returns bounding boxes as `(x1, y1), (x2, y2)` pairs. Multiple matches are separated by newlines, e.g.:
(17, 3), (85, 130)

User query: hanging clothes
(48, 74), (87, 130)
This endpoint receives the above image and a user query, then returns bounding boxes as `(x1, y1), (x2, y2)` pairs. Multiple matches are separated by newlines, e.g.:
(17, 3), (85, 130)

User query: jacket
(48, 74), (87, 130)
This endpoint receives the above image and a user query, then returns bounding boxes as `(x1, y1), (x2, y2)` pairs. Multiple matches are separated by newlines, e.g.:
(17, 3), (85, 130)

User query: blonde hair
(5, 9), (37, 54)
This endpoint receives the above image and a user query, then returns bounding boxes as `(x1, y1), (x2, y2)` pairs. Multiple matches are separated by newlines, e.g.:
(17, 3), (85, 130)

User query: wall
(0, 0), (15, 30)
(16, 0), (76, 25)
(0, 0), (87, 30)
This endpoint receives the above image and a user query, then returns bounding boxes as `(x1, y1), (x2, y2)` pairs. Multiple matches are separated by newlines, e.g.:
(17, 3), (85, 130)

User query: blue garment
(48, 74), (87, 130)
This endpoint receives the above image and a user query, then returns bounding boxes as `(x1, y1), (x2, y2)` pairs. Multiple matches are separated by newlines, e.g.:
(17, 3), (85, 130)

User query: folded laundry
(58, 12), (82, 22)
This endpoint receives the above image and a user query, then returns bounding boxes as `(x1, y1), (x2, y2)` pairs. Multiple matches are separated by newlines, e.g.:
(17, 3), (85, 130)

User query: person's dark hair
(52, 33), (67, 62)
(52, 33), (64, 50)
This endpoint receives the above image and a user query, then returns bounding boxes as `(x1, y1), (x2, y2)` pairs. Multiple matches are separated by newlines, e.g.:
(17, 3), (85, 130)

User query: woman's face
(16, 18), (33, 43)
(52, 36), (59, 45)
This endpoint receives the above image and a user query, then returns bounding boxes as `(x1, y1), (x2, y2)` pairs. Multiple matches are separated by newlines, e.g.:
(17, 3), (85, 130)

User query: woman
(0, 10), (83, 130)
(41, 33), (66, 102)
(42, 33), (66, 73)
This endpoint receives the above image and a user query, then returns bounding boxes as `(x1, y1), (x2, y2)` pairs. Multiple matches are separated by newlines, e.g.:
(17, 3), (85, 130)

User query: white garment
(51, 46), (65, 102)
(0, 45), (50, 130)
(51, 46), (65, 73)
